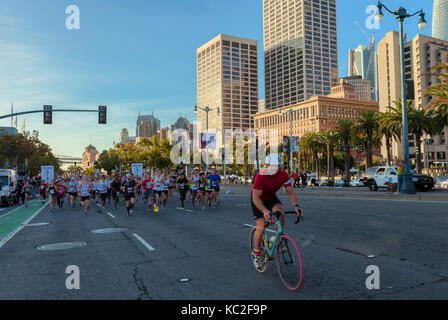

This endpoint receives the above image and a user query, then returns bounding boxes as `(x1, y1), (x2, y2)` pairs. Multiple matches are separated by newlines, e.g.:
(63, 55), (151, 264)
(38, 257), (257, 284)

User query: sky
(0, 0), (435, 158)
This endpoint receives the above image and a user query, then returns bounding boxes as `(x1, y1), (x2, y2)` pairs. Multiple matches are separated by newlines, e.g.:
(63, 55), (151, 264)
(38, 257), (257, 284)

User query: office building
(263, 0), (339, 110)
(348, 43), (376, 100)
(136, 113), (160, 139)
(341, 75), (373, 101)
(432, 0), (448, 41)
(196, 34), (259, 143)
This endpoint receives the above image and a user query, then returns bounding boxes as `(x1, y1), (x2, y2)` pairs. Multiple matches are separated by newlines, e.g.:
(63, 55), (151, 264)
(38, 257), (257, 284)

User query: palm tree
(336, 119), (354, 181)
(408, 108), (433, 174)
(321, 129), (338, 180)
(354, 110), (379, 168)
(424, 60), (448, 129)
(377, 111), (401, 166)
(300, 131), (324, 177)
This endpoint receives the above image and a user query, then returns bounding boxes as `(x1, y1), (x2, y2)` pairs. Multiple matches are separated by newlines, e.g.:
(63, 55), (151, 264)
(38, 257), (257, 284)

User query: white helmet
(265, 153), (281, 166)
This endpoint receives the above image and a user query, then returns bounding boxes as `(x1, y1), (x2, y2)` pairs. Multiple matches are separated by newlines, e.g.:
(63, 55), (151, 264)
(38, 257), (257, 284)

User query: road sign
(41, 166), (54, 183)
(131, 163), (143, 177)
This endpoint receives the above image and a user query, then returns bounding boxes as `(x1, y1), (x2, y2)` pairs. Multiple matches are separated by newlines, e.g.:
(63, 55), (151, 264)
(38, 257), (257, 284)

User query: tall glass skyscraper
(348, 44), (376, 101)
(433, 0), (448, 41)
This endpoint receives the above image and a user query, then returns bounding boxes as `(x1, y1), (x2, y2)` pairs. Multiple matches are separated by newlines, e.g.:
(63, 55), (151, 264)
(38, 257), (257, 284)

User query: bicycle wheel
(275, 234), (303, 291)
(249, 227), (269, 273)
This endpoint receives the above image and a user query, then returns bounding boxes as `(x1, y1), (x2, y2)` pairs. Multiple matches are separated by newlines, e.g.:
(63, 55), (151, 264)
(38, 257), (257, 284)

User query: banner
(41, 166), (54, 183)
(282, 136), (290, 153)
(291, 136), (300, 153)
(200, 133), (217, 150)
(131, 163), (143, 178)
(282, 136), (299, 153)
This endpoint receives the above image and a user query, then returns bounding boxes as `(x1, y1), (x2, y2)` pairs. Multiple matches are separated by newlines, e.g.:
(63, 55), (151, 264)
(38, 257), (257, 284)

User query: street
(0, 188), (447, 300)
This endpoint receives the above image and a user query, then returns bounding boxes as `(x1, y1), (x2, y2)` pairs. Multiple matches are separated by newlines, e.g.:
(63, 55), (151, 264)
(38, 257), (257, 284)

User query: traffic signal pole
(0, 107), (107, 124)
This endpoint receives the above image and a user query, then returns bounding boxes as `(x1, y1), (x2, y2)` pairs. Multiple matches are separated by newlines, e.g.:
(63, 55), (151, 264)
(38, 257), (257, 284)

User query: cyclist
(176, 172), (189, 210)
(23, 180), (33, 208)
(207, 167), (221, 208)
(250, 154), (303, 270)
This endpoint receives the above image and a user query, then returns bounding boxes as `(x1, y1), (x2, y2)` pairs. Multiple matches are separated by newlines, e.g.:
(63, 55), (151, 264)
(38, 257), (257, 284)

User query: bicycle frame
(263, 219), (283, 259)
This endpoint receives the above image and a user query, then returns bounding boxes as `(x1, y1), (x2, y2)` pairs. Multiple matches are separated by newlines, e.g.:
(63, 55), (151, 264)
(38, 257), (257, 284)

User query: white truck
(0, 169), (19, 207)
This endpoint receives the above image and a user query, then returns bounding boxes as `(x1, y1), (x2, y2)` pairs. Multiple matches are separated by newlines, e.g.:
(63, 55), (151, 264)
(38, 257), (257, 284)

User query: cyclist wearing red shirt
(251, 154), (303, 269)
(39, 181), (48, 204)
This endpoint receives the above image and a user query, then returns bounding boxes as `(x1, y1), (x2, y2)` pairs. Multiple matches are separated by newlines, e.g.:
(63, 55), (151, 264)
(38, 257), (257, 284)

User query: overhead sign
(41, 166), (54, 183)
(131, 163), (143, 178)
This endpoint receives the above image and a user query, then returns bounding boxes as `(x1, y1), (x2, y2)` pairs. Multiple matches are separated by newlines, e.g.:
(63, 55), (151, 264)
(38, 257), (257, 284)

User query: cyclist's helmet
(265, 153), (281, 166)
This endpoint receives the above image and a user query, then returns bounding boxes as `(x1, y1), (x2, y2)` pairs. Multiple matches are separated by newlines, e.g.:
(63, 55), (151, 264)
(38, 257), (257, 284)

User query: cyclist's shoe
(252, 250), (264, 270)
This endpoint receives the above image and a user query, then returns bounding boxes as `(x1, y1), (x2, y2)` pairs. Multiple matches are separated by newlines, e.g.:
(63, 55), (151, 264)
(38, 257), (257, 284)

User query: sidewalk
(220, 184), (448, 202)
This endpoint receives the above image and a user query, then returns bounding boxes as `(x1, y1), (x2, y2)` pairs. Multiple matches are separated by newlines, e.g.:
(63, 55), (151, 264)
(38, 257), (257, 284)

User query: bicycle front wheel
(275, 234), (303, 291)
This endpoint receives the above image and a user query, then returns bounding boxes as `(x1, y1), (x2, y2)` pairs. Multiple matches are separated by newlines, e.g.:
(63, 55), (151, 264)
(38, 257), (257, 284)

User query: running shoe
(251, 251), (263, 270)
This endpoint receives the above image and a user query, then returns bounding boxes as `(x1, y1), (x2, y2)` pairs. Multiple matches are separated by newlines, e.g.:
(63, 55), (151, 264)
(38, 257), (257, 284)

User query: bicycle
(249, 211), (304, 291)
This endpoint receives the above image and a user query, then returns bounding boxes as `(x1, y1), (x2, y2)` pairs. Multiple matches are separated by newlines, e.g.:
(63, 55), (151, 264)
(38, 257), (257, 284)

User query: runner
(122, 173), (137, 216)
(23, 180), (33, 208)
(111, 176), (122, 209)
(191, 169), (200, 208)
(92, 179), (99, 203)
(142, 173), (153, 212)
(39, 180), (48, 204)
(68, 177), (79, 208)
(207, 167), (221, 208)
(47, 179), (57, 212)
(198, 172), (207, 211)
(107, 176), (112, 204)
(176, 172), (189, 210)
(205, 172), (213, 207)
(99, 176), (109, 209)
(153, 169), (164, 213)
(78, 176), (92, 216)
(250, 154), (304, 270)
(55, 179), (66, 209)
(161, 173), (169, 210)
(168, 171), (177, 200)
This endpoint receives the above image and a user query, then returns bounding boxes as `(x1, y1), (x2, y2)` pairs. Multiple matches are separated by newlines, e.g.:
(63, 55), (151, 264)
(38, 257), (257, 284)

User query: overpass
(55, 155), (82, 166)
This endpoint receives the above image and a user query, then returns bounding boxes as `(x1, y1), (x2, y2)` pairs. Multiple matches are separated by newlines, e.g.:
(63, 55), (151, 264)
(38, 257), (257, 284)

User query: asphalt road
(0, 191), (447, 300)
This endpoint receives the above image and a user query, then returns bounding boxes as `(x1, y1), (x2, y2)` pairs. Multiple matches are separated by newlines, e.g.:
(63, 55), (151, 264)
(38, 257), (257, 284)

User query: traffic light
(99, 106), (107, 124)
(43, 105), (52, 124)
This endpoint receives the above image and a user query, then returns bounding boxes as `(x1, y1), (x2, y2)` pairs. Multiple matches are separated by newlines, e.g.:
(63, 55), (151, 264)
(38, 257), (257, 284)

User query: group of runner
(33, 168), (222, 216)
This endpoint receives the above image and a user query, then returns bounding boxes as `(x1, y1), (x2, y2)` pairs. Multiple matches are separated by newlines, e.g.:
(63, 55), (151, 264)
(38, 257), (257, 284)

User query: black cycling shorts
(251, 195), (282, 221)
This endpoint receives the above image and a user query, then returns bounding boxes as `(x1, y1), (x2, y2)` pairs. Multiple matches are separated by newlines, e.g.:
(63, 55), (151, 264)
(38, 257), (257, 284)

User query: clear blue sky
(0, 0), (434, 157)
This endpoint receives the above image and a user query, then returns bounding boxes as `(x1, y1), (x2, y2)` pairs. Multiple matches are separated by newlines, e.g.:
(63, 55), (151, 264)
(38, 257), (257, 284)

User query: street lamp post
(279, 108), (294, 173)
(375, 1), (426, 194)
(194, 105), (221, 174)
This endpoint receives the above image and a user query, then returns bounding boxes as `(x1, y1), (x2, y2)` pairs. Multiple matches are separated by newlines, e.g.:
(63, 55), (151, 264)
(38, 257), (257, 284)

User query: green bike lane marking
(0, 200), (49, 249)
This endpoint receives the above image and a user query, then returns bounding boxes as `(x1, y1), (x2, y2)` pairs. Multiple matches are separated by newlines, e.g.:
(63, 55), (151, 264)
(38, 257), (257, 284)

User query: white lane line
(106, 212), (115, 219)
(0, 202), (49, 249)
(243, 224), (275, 233)
(132, 233), (155, 252)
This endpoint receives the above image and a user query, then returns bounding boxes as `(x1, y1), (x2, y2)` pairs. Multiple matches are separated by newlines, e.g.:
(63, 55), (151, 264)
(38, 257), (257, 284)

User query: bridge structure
(55, 155), (82, 166)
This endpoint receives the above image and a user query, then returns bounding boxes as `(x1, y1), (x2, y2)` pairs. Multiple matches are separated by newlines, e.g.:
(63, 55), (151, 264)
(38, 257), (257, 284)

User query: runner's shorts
(251, 195), (282, 221)
(124, 193), (135, 201)
(144, 190), (152, 200)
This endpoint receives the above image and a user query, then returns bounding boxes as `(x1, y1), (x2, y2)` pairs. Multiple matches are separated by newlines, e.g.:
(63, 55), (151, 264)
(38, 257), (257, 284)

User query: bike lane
(0, 200), (49, 248)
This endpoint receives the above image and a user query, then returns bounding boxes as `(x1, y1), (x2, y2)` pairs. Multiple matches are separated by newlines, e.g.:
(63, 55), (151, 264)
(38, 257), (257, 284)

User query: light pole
(194, 105), (221, 174)
(375, 1), (426, 194)
(424, 138), (430, 174)
(279, 108), (294, 173)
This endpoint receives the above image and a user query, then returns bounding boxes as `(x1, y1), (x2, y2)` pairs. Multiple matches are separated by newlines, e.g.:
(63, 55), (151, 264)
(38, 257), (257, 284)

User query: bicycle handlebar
(267, 210), (304, 226)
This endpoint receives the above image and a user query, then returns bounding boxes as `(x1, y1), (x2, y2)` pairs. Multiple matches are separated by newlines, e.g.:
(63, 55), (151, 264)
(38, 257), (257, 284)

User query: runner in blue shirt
(207, 167), (221, 208)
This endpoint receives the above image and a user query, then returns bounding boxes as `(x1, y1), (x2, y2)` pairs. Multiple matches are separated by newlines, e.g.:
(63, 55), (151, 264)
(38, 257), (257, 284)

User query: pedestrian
(396, 160), (404, 194)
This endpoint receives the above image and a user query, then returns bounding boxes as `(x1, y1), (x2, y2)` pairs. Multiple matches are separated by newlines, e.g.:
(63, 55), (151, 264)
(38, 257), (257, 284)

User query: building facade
(253, 84), (379, 146)
(432, 0), (448, 42)
(82, 145), (99, 170)
(263, 0), (339, 110)
(136, 114), (160, 139)
(196, 34), (259, 143)
(376, 31), (448, 167)
(348, 43), (376, 100)
(341, 75), (373, 101)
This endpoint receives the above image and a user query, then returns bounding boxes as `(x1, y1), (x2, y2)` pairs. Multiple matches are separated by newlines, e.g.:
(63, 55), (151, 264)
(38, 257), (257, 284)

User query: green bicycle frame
(264, 219), (283, 258)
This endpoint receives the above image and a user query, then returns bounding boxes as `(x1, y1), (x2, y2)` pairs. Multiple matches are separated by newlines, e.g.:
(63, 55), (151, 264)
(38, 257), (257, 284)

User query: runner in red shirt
(250, 154), (304, 270)
(142, 173), (153, 212)
(39, 181), (48, 204)
(56, 180), (66, 209)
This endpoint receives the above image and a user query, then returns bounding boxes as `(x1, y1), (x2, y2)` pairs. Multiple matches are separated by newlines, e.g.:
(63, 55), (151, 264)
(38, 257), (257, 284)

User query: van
(0, 169), (19, 206)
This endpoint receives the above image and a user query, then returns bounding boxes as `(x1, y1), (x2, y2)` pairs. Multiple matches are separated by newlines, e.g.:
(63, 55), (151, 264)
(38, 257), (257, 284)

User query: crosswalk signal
(43, 105), (52, 124)
(99, 106), (107, 124)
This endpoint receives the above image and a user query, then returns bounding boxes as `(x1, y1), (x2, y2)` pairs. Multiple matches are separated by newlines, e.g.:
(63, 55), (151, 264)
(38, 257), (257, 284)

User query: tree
(336, 119), (354, 181)
(66, 165), (82, 177)
(299, 132), (325, 178)
(95, 150), (120, 175)
(321, 129), (338, 180)
(82, 167), (95, 178)
(354, 110), (379, 168)
(425, 59), (448, 129)
(377, 111), (401, 166)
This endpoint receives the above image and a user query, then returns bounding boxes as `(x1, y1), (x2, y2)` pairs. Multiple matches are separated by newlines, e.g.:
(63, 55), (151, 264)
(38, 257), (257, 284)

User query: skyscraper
(432, 0), (448, 41)
(348, 43), (376, 101)
(196, 34), (259, 140)
(136, 113), (160, 139)
(263, 0), (339, 110)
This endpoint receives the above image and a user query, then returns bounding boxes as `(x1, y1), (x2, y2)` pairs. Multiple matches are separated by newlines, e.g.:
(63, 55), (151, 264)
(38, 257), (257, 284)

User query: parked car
(319, 179), (328, 186)
(0, 169), (19, 207)
(442, 181), (448, 189)
(434, 176), (448, 189)
(365, 166), (434, 192)
(334, 179), (349, 187)
(350, 178), (364, 187)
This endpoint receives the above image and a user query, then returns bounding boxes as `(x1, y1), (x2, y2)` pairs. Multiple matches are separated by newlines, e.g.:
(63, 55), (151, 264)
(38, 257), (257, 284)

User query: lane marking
(132, 233), (155, 252)
(106, 212), (115, 219)
(0, 202), (49, 249)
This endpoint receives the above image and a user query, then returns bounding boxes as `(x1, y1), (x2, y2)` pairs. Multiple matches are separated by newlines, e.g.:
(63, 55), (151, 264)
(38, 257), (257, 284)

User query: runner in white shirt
(153, 169), (164, 213)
